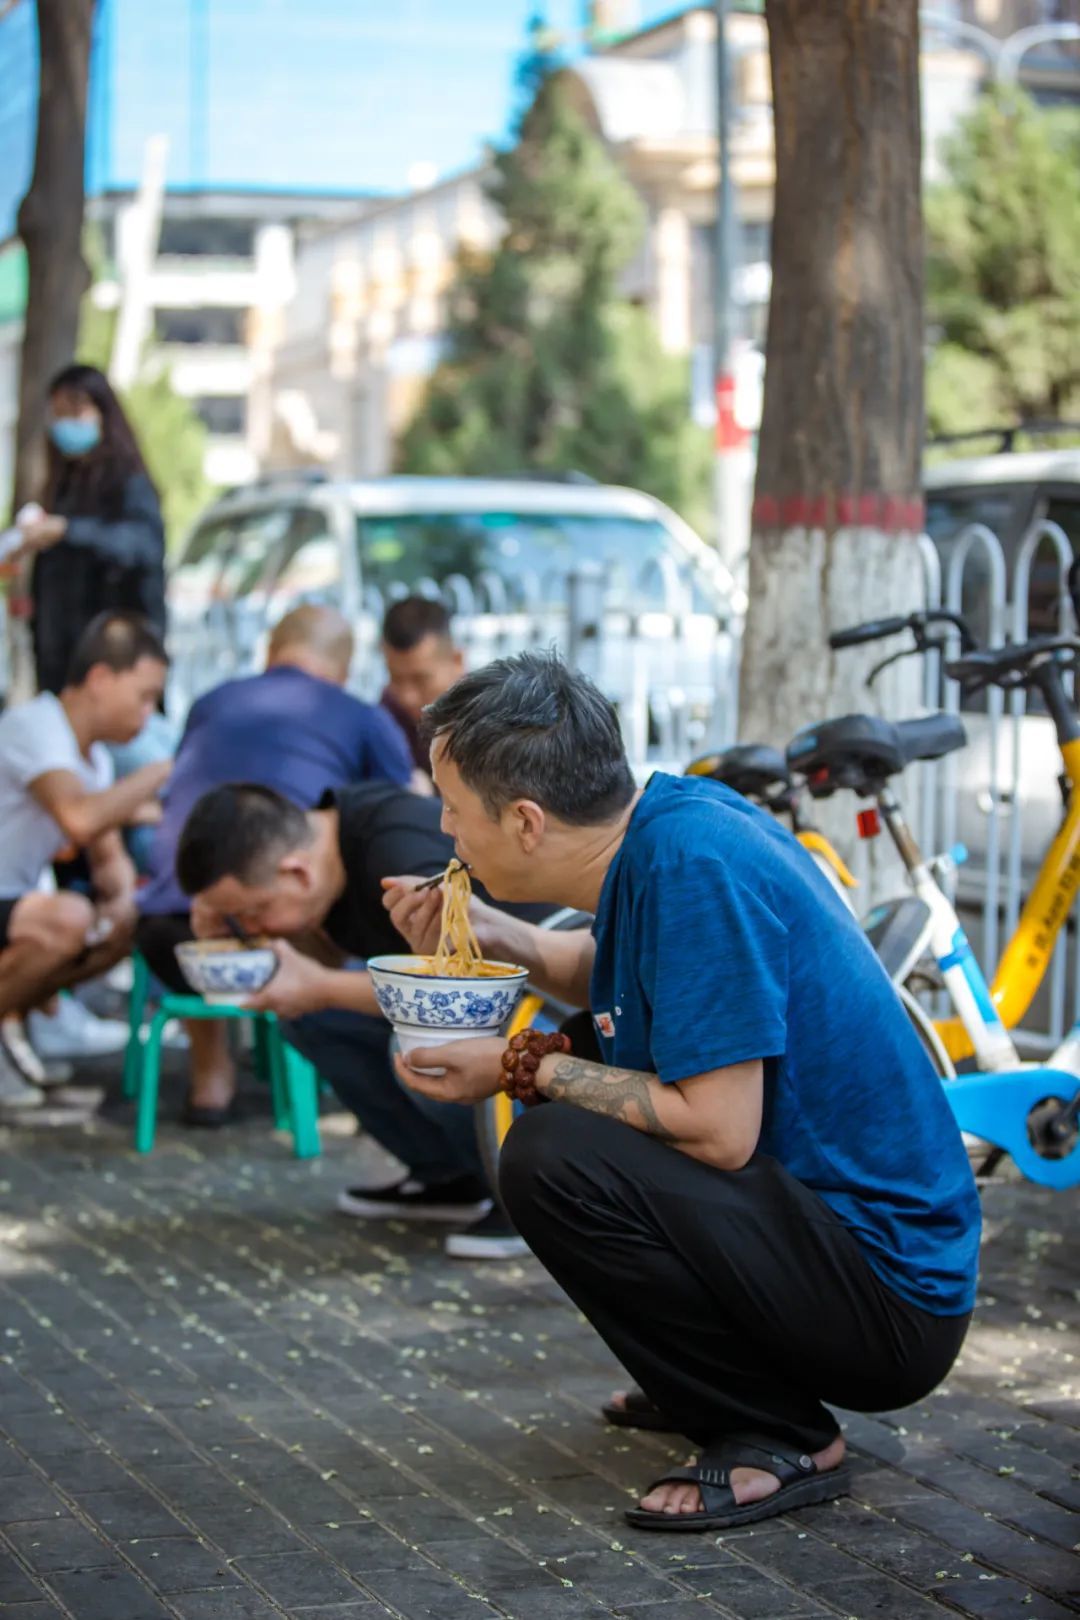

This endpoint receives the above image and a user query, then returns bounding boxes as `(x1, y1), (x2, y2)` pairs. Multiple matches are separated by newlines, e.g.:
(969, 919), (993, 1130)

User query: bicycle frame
(935, 735), (1080, 1061)
(875, 787), (1021, 1072)
(797, 831), (858, 897)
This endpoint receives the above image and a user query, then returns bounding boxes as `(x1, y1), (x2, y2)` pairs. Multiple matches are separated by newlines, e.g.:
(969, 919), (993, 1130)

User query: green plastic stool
(124, 953), (321, 1158)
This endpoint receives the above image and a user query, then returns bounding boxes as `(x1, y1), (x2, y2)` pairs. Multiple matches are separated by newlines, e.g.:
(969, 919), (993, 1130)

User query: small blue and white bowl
(175, 939), (278, 1005)
(368, 955), (528, 1056)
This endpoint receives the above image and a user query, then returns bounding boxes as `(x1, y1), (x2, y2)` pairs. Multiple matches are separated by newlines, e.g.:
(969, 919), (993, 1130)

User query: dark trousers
(281, 1006), (484, 1185)
(137, 912), (199, 994)
(499, 1104), (971, 1453)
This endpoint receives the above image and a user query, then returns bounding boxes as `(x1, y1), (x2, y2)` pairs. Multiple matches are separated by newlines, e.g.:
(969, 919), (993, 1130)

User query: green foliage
(121, 366), (214, 549)
(76, 230), (214, 548)
(926, 88), (1080, 439)
(397, 52), (711, 532)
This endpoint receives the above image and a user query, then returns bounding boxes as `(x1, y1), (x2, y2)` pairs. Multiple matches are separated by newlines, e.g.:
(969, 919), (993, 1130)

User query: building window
(156, 307), (246, 345)
(158, 218), (257, 258)
(741, 219), (771, 264)
(195, 395), (247, 435)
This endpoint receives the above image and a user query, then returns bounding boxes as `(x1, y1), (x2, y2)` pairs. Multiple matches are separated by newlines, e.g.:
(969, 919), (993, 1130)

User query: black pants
(136, 912), (193, 995)
(499, 1104), (971, 1453)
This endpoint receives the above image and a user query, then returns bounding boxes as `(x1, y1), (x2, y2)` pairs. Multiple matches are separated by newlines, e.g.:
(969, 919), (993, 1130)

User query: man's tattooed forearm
(544, 1055), (677, 1141)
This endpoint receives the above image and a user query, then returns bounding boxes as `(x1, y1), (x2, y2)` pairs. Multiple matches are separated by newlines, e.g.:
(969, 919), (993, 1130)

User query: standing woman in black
(17, 364), (166, 694)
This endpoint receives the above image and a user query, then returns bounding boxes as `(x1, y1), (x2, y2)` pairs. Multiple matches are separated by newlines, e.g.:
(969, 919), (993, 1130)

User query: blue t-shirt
(590, 773), (981, 1316)
(140, 666), (413, 914)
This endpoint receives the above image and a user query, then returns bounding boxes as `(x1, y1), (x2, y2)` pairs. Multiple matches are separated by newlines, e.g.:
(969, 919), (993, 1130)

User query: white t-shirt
(0, 693), (113, 897)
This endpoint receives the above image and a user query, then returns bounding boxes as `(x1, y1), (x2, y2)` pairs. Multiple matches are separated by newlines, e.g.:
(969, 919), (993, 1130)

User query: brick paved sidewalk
(0, 1092), (1077, 1620)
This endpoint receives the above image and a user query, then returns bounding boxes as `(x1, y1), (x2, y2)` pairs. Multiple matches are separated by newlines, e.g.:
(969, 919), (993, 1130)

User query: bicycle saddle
(946, 636), (1080, 692)
(686, 744), (791, 800)
(788, 712), (966, 797)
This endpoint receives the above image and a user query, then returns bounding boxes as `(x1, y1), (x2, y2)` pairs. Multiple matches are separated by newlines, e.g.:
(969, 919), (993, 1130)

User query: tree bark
(13, 0), (94, 514)
(738, 0), (925, 749)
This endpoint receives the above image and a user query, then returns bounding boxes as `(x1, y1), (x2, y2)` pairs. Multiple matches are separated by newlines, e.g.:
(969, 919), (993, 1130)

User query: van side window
(1043, 498), (1080, 550)
(268, 533), (342, 617)
(1039, 498), (1080, 633)
(1024, 499), (1078, 637)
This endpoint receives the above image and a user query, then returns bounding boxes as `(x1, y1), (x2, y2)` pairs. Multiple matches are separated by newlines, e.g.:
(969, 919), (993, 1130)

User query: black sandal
(624, 1432), (849, 1532)
(601, 1389), (683, 1433)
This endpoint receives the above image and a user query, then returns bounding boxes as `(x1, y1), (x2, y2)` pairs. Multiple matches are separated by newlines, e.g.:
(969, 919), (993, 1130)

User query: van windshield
(354, 511), (687, 607)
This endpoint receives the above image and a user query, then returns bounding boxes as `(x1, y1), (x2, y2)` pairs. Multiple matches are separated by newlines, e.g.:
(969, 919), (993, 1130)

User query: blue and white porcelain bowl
(368, 955), (528, 1056)
(175, 939), (278, 1005)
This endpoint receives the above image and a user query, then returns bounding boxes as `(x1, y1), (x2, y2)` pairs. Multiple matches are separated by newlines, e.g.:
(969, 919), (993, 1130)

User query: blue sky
(0, 0), (682, 234)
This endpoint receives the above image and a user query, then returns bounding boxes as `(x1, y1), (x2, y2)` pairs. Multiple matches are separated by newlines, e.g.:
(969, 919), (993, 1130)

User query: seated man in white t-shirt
(0, 612), (169, 1106)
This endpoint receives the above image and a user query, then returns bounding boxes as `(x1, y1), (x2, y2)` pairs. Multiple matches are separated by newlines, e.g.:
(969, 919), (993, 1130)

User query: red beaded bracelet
(499, 1028), (571, 1107)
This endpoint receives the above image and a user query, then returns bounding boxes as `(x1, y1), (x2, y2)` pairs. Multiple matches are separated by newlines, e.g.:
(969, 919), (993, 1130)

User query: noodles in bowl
(368, 863), (528, 1053)
(416, 861), (520, 979)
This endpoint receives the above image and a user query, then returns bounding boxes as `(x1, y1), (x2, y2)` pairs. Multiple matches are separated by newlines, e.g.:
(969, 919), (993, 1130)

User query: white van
(168, 473), (743, 762)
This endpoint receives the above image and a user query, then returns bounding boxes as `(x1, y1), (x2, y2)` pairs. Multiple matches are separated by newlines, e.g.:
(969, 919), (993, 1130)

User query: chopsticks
(413, 860), (469, 893)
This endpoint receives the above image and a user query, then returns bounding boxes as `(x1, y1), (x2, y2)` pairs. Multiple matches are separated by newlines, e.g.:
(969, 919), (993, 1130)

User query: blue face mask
(48, 416), (102, 457)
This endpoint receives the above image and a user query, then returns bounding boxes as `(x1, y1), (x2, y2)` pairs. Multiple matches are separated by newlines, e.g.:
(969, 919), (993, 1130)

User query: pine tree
(397, 36), (710, 531)
(926, 88), (1080, 438)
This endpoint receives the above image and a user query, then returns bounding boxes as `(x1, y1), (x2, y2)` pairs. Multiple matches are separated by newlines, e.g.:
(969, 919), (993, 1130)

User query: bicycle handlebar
(829, 609), (977, 655)
(829, 616), (909, 648)
(945, 636), (1080, 691)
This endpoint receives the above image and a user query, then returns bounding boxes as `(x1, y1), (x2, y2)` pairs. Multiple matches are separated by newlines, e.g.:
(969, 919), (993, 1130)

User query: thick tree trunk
(8, 0), (93, 699)
(738, 0), (925, 750)
(13, 0), (93, 513)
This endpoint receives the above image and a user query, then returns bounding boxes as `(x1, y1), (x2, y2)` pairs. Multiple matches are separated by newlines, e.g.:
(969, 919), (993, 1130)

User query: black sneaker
(336, 1175), (492, 1224)
(444, 1206), (530, 1261)
(181, 1096), (242, 1130)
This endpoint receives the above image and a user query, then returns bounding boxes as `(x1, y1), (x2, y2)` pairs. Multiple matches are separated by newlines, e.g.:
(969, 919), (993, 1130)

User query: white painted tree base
(739, 523), (928, 899)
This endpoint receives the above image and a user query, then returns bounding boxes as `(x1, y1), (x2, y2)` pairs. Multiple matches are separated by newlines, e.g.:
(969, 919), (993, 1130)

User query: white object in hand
(84, 916), (115, 949)
(0, 504), (45, 563)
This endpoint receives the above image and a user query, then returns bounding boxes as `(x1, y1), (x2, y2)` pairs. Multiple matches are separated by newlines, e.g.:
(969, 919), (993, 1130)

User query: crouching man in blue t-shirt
(384, 650), (981, 1534)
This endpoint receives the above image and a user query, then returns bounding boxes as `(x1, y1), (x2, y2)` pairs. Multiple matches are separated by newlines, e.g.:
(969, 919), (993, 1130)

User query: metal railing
(919, 518), (1078, 1053)
(167, 521), (1079, 1052)
(347, 559), (742, 770)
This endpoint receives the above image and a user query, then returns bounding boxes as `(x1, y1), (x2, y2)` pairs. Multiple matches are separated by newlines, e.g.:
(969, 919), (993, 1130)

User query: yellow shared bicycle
(685, 744), (859, 903)
(694, 621), (1080, 1078)
(823, 618), (1080, 1070)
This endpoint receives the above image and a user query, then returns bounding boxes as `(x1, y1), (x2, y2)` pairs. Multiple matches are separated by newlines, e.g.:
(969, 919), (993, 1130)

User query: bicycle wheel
(898, 984), (956, 1080)
(900, 983), (1006, 1174)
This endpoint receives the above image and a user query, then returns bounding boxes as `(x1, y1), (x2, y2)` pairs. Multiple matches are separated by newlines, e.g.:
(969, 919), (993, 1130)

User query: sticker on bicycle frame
(594, 1012), (616, 1038)
(938, 927), (1005, 1029)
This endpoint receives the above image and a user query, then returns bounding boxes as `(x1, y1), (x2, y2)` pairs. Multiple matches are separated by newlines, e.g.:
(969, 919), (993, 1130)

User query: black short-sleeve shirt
(320, 784), (554, 959)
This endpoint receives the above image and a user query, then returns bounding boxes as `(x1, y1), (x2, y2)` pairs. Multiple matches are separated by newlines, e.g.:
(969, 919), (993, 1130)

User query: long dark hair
(43, 363), (153, 519)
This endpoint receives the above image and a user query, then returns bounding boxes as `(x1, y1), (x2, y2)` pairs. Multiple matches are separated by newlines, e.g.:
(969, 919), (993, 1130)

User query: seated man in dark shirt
(136, 605), (412, 1125)
(175, 780), (552, 1260)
